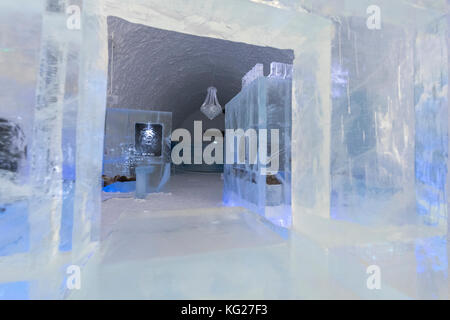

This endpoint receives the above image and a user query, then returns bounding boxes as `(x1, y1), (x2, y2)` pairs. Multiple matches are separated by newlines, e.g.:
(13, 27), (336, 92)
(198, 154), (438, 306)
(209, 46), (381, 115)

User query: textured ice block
(224, 74), (292, 227)
(329, 17), (433, 226)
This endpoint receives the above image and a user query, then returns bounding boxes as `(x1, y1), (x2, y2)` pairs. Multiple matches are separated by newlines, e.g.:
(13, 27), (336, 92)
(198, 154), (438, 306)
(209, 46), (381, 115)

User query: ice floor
(67, 172), (449, 300)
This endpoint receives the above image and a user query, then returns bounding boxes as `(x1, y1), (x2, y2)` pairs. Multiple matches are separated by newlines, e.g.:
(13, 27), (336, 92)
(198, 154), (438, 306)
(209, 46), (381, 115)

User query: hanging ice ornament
(200, 87), (222, 120)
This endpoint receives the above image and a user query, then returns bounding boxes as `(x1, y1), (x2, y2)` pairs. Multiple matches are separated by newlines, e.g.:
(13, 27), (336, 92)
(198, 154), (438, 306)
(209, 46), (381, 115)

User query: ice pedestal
(224, 74), (292, 228)
(135, 163), (170, 198)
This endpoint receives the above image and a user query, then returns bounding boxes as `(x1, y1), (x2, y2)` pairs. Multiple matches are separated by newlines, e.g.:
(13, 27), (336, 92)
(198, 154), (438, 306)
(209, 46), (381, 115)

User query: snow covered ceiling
(107, 16), (294, 128)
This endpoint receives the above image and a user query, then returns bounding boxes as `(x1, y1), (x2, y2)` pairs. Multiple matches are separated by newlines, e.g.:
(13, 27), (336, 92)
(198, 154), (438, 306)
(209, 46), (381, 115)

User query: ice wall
(297, 2), (449, 229)
(0, 0), (53, 299)
(224, 74), (292, 227)
(329, 17), (416, 226)
(414, 19), (449, 227)
(285, 3), (450, 291)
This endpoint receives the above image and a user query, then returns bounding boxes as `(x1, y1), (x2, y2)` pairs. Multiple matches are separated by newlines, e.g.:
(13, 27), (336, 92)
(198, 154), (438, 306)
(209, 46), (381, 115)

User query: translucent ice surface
(224, 73), (292, 227)
(414, 23), (449, 227)
(327, 13), (448, 228)
(329, 17), (416, 225)
(0, 0), (106, 299)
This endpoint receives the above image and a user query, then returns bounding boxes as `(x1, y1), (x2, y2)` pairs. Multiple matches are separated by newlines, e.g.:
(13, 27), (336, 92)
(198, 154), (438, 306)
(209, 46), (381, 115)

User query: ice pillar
(414, 19), (449, 227)
(0, 0), (107, 299)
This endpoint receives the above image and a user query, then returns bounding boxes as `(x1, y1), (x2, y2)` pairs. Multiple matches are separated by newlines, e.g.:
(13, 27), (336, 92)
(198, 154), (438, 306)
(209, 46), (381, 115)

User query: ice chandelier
(200, 86), (222, 120)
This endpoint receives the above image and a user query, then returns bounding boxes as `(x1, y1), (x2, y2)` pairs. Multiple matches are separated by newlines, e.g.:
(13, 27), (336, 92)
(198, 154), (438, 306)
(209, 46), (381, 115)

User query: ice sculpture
(103, 108), (172, 187)
(224, 64), (292, 227)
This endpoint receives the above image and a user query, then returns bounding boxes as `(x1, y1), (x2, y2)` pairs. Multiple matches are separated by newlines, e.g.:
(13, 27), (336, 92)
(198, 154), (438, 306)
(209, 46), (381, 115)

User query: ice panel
(326, 11), (449, 229)
(0, 201), (29, 256)
(330, 17), (416, 225)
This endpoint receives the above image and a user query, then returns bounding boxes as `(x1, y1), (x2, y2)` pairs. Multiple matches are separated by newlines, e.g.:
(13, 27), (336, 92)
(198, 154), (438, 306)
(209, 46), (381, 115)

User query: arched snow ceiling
(107, 16), (294, 128)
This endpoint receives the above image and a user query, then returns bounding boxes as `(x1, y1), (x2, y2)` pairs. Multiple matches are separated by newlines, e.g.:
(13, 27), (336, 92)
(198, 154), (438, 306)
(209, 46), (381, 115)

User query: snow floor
(69, 172), (449, 299)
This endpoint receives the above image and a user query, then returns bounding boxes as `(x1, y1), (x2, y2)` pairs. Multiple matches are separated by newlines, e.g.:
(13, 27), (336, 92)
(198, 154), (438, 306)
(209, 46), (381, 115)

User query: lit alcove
(101, 16), (295, 227)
